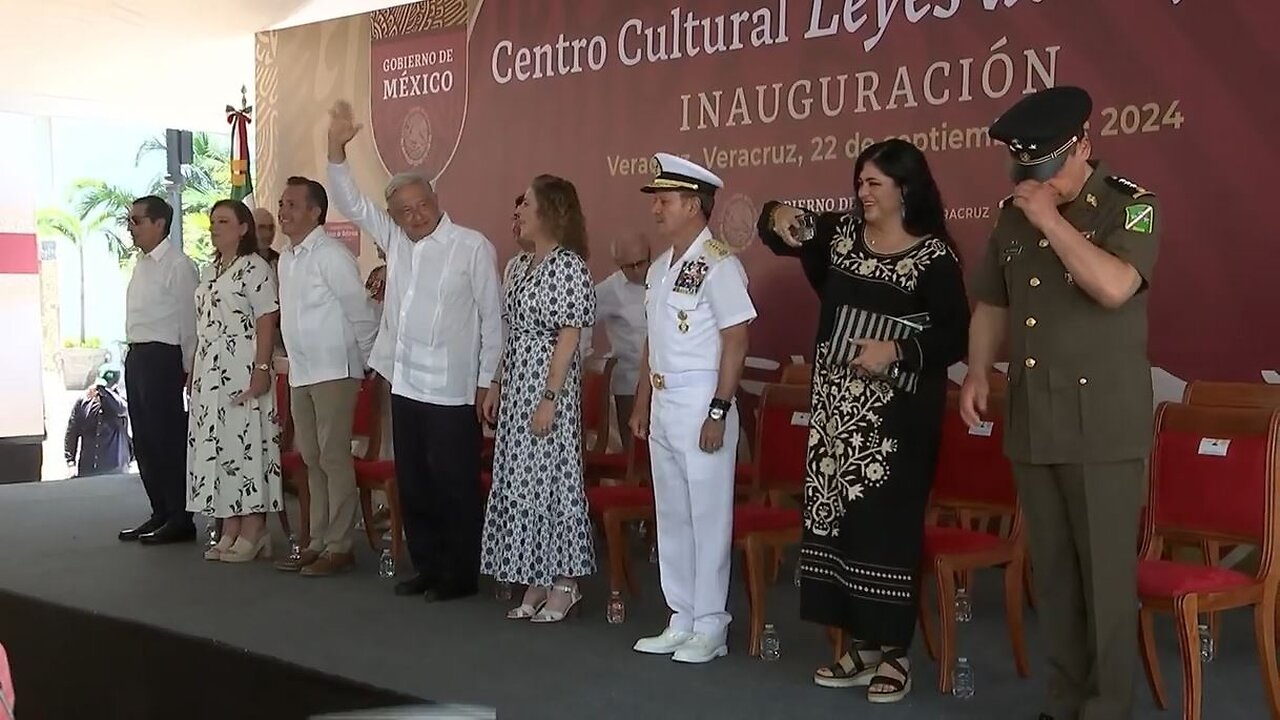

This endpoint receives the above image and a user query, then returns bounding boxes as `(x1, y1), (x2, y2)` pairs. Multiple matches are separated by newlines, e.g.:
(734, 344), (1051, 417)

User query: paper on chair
(1198, 438), (1230, 457)
(791, 411), (811, 426)
(1262, 370), (1280, 384)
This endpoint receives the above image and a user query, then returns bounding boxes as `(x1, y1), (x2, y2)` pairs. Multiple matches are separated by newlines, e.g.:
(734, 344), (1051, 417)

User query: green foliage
(61, 338), (101, 349)
(40, 129), (236, 344)
(136, 132), (232, 261)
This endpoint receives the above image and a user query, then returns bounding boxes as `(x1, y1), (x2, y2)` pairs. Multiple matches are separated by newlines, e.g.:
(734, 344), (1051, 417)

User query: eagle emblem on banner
(369, 1), (470, 183)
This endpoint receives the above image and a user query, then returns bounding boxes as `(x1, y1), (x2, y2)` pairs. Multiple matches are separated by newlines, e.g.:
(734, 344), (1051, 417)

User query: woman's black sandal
(867, 647), (912, 703)
(813, 640), (881, 688)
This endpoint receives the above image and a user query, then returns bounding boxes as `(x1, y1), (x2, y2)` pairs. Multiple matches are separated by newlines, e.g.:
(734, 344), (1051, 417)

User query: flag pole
(226, 85), (254, 206)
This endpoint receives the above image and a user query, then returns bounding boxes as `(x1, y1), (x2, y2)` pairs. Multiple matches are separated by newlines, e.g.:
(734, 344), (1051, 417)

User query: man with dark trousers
(961, 86), (1160, 720)
(118, 195), (199, 544)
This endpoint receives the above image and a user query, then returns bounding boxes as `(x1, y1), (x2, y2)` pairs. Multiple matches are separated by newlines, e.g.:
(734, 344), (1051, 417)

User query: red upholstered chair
(1180, 381), (1280, 651)
(732, 382), (809, 656)
(581, 357), (616, 458)
(281, 375), (384, 552)
(779, 362), (812, 386)
(916, 392), (1028, 693)
(737, 356), (783, 463)
(1136, 402), (1280, 720)
(587, 439), (654, 598)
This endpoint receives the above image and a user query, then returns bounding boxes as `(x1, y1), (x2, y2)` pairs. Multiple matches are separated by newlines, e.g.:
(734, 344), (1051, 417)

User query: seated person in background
(590, 231), (650, 446)
(65, 368), (131, 477)
(254, 207), (280, 267)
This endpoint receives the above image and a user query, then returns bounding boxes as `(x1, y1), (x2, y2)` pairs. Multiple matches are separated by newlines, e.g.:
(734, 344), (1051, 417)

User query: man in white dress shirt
(118, 195), (200, 545)
(272, 176), (379, 577)
(326, 101), (503, 602)
(630, 154), (756, 663)
(592, 232), (651, 445)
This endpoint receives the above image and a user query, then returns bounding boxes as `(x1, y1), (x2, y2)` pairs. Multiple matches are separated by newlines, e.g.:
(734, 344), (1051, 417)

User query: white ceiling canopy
(0, 0), (409, 131)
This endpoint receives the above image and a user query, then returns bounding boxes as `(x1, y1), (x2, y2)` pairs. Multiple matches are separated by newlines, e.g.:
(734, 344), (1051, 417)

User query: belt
(650, 370), (718, 390)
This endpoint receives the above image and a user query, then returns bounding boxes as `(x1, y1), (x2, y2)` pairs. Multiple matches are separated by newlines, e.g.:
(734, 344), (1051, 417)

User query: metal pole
(164, 128), (187, 250)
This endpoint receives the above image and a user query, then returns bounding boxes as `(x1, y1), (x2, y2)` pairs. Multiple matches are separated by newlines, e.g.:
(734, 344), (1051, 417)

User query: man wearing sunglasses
(118, 196), (199, 545)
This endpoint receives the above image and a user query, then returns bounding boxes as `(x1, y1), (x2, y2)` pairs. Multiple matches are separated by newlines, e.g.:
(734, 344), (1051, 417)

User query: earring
(900, 189), (907, 220)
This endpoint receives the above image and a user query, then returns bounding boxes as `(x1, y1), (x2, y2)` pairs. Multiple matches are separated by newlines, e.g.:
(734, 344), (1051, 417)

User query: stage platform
(0, 475), (1268, 719)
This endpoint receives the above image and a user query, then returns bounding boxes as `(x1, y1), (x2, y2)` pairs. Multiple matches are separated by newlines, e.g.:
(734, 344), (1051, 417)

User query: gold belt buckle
(651, 373), (666, 390)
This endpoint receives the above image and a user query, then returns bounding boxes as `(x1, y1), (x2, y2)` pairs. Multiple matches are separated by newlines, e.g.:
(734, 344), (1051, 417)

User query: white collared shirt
(329, 162), (503, 406)
(125, 238), (199, 371)
(645, 227), (757, 375)
(277, 226), (378, 387)
(594, 270), (648, 395)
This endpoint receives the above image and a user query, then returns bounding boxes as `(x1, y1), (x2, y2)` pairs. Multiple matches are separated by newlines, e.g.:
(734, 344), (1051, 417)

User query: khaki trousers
(1014, 461), (1144, 720)
(291, 378), (360, 554)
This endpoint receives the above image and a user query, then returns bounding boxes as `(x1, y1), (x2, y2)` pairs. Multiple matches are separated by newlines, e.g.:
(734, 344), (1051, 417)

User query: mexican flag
(227, 91), (253, 205)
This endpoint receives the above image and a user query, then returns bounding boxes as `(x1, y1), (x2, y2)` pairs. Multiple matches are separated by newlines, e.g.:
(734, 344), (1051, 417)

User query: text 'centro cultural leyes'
(487, 0), (1182, 86)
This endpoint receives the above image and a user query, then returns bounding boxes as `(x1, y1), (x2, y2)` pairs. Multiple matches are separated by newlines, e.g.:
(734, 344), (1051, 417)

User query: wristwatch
(707, 397), (731, 422)
(254, 363), (270, 372)
(543, 388), (558, 402)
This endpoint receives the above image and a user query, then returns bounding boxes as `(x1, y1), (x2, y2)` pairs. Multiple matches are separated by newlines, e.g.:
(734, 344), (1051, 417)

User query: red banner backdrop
(284, 0), (1280, 383)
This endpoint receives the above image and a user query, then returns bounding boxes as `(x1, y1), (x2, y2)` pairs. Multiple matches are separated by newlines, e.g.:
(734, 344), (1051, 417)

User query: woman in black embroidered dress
(758, 139), (970, 703)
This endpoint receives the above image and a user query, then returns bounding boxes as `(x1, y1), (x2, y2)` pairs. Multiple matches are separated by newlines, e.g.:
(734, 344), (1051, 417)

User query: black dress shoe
(118, 518), (164, 542)
(394, 574), (436, 597)
(139, 520), (197, 545)
(423, 583), (478, 603)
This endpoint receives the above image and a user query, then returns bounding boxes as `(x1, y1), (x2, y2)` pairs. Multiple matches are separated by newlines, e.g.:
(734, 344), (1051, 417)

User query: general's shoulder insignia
(704, 236), (731, 260)
(1106, 175), (1153, 199)
(1124, 203), (1155, 234)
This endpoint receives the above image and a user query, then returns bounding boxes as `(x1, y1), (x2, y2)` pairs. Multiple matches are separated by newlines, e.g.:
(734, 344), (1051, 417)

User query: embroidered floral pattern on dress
(804, 341), (899, 537)
(828, 214), (952, 293)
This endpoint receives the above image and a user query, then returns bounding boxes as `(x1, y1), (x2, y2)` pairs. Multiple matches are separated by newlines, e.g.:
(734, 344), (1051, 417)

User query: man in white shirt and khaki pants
(118, 195), (199, 545)
(273, 176), (379, 577)
(326, 101), (503, 602)
(630, 154), (756, 663)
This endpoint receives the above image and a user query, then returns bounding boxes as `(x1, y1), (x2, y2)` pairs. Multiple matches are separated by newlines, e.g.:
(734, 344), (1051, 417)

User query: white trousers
(648, 381), (739, 642)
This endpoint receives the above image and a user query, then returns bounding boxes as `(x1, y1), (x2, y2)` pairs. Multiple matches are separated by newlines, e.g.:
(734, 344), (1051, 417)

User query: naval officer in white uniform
(629, 153), (756, 663)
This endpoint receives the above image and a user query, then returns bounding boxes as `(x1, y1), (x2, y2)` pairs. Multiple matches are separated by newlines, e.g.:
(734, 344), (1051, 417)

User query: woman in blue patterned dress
(481, 175), (597, 623)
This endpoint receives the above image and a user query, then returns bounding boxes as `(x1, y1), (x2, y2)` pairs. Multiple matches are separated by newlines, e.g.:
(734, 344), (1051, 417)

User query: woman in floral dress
(480, 176), (597, 623)
(188, 199), (283, 564)
(758, 139), (970, 702)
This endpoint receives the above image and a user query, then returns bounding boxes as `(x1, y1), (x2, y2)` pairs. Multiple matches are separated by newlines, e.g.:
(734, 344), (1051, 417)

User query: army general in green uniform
(960, 86), (1160, 720)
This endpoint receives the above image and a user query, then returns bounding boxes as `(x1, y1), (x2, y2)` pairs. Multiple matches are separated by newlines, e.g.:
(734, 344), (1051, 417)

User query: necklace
(215, 255), (235, 278)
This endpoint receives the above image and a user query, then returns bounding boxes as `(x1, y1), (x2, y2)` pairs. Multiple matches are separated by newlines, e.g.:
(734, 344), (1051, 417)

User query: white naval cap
(640, 152), (724, 196)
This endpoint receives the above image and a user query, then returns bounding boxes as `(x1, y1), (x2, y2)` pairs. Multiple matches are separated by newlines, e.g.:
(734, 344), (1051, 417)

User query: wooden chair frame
(1136, 402), (1280, 720)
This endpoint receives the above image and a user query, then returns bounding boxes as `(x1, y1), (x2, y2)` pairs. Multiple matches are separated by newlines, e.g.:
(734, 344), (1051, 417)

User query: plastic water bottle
(649, 543), (659, 564)
(793, 561), (802, 587)
(494, 581), (512, 601)
(606, 591), (626, 624)
(205, 521), (219, 548)
(378, 548), (395, 579)
(286, 534), (301, 562)
(954, 587), (973, 623)
(952, 657), (975, 699)
(761, 623), (781, 661)
(1199, 623), (1215, 662)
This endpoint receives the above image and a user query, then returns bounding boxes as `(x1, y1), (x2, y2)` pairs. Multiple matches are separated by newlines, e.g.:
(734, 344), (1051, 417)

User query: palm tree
(36, 204), (121, 344)
(70, 179), (136, 266)
(136, 132), (232, 264)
